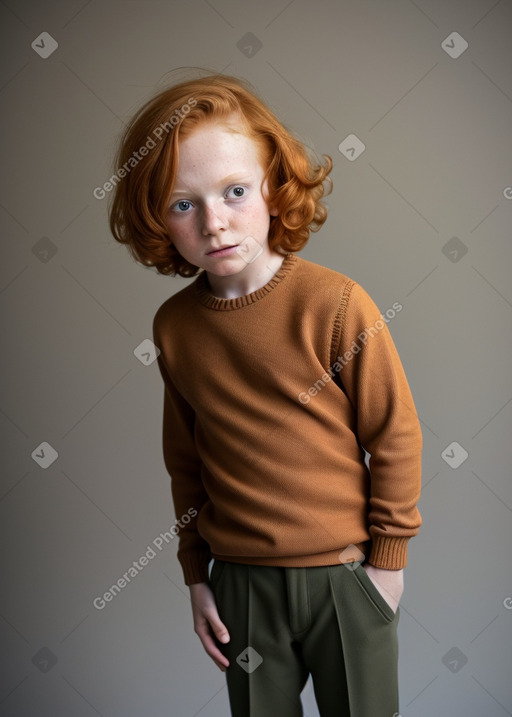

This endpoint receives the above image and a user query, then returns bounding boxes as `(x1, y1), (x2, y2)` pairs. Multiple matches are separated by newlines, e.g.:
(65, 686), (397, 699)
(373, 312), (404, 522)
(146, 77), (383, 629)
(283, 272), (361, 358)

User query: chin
(207, 259), (247, 275)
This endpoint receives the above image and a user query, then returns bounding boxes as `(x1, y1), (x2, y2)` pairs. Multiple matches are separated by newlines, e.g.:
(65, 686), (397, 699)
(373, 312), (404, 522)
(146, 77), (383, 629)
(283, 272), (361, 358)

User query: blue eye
(173, 200), (192, 212)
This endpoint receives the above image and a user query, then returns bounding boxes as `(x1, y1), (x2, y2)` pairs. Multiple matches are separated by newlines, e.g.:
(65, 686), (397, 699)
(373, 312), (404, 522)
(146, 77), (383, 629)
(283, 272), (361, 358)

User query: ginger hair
(108, 74), (332, 277)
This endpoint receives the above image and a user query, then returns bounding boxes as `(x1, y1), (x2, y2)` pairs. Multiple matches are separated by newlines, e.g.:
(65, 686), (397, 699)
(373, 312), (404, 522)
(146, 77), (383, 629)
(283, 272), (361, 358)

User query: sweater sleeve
(334, 281), (422, 569)
(153, 313), (211, 586)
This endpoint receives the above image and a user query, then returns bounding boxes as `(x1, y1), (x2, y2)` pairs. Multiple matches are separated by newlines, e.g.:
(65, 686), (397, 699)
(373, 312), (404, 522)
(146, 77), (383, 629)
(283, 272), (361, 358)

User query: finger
(198, 601), (230, 643)
(199, 631), (230, 670)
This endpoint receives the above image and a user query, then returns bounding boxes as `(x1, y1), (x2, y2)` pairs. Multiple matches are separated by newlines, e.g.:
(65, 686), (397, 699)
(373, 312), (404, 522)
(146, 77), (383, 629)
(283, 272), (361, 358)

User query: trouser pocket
(351, 563), (399, 622)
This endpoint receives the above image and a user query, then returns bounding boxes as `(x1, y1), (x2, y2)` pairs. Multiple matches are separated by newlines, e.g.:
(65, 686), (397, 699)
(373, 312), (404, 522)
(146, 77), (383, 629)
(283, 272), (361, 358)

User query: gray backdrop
(1, 1), (511, 715)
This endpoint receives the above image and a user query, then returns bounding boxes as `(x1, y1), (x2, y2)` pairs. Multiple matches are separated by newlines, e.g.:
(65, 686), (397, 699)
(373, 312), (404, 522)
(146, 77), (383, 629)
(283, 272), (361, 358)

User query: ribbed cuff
(368, 536), (410, 569)
(179, 551), (211, 586)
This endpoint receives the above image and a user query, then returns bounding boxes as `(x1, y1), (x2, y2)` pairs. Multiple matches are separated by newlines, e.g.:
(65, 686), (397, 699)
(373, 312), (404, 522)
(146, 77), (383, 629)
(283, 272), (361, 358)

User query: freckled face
(165, 117), (276, 276)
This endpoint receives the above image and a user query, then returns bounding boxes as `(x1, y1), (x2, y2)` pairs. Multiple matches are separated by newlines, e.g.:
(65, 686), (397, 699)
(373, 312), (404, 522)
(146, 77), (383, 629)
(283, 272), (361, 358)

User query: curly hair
(108, 73), (332, 277)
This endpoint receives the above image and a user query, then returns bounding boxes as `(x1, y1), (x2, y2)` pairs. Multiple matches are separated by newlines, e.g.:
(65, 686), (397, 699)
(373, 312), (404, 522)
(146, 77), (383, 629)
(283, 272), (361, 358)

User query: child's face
(165, 115), (276, 276)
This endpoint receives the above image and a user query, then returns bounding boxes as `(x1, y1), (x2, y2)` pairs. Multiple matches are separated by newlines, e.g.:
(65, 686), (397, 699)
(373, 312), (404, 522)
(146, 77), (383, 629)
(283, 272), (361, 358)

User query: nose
(201, 202), (226, 236)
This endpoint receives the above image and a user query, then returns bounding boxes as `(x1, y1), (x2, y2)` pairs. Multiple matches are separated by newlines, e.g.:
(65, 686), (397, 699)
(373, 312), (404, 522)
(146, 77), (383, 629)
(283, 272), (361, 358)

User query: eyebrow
(171, 173), (254, 197)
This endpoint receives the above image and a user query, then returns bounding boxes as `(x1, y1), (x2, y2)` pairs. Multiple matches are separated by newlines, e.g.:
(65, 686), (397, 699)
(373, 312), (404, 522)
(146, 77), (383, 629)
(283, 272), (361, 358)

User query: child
(109, 73), (422, 717)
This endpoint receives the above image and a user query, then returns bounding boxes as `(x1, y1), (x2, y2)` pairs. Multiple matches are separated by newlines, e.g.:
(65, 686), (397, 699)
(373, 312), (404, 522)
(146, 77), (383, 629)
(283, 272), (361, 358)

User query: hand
(189, 582), (231, 671)
(362, 564), (404, 614)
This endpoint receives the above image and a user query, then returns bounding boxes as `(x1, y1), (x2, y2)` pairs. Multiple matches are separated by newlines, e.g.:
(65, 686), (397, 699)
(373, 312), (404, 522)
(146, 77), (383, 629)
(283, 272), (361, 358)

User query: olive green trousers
(209, 559), (400, 717)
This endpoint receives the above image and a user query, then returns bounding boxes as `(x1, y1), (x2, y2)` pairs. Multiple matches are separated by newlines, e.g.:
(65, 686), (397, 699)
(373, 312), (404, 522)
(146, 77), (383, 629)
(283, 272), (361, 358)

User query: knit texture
(153, 253), (422, 585)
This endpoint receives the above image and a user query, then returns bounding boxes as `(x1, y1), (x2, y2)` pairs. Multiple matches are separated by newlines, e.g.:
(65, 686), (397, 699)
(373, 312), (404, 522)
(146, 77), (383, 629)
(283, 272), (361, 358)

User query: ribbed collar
(193, 252), (298, 310)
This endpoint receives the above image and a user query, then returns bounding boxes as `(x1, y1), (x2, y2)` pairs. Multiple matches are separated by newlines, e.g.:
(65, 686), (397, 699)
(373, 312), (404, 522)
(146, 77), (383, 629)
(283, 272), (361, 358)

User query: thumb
(210, 617), (230, 643)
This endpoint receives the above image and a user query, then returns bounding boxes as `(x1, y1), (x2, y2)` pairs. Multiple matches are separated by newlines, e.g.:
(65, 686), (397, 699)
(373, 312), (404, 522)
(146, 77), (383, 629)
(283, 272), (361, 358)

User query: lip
(206, 244), (239, 257)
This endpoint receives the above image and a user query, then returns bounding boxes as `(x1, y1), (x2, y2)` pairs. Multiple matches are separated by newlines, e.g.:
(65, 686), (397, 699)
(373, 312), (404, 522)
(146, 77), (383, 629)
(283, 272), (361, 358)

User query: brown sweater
(153, 253), (422, 585)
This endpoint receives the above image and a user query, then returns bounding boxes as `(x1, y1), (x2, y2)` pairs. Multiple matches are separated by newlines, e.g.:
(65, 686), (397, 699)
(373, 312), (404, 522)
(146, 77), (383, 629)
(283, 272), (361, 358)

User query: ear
(269, 204), (279, 217)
